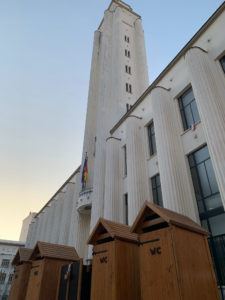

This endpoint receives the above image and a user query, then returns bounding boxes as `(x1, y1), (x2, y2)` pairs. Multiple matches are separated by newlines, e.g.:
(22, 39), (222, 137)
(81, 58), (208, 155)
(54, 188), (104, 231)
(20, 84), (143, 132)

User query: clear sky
(0, 0), (224, 241)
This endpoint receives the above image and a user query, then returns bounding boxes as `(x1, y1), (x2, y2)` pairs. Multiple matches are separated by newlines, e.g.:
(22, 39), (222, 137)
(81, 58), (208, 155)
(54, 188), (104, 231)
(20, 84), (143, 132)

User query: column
(134, 18), (149, 95)
(126, 116), (150, 225)
(39, 207), (49, 242)
(185, 47), (225, 207)
(104, 137), (122, 223)
(25, 221), (34, 248)
(76, 214), (91, 261)
(58, 183), (75, 245)
(151, 86), (199, 220)
(45, 198), (57, 243)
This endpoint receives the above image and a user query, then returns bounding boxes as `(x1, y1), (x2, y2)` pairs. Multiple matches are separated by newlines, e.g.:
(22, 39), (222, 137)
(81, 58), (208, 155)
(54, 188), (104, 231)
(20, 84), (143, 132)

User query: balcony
(77, 188), (93, 214)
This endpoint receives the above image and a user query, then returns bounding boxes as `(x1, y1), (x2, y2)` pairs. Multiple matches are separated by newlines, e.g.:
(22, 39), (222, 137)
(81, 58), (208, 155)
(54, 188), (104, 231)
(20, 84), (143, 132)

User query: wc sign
(150, 247), (161, 255)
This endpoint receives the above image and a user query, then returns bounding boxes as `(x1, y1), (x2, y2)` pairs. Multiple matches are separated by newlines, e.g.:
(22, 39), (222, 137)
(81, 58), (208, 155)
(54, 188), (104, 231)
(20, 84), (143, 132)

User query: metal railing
(208, 234), (225, 299)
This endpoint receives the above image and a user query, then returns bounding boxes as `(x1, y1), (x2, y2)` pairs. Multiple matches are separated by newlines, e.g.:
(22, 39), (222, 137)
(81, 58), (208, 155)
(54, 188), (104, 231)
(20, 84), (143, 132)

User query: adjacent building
(25, 0), (225, 295)
(0, 240), (25, 300)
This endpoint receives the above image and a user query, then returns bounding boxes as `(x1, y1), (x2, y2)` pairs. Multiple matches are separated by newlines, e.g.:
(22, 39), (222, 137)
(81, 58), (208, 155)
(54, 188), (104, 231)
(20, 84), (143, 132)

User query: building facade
(0, 240), (25, 300)
(25, 0), (225, 291)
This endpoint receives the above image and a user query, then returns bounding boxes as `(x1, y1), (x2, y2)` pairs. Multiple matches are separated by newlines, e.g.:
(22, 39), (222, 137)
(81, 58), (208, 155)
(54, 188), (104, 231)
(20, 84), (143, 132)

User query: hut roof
(12, 248), (33, 265)
(131, 201), (209, 235)
(29, 242), (80, 261)
(87, 218), (138, 245)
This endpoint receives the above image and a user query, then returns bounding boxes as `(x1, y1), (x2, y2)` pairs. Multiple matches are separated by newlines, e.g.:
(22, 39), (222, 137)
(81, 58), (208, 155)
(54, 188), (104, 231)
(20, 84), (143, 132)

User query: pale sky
(0, 0), (224, 241)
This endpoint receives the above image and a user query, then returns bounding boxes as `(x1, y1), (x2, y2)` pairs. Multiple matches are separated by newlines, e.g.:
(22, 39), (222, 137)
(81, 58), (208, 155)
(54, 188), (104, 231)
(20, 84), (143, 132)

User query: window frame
(147, 122), (157, 156)
(178, 86), (200, 131)
(151, 174), (163, 207)
(188, 145), (224, 235)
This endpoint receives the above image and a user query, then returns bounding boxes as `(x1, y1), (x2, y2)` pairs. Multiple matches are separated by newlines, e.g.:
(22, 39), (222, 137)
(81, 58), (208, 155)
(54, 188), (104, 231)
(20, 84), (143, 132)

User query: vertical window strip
(124, 193), (128, 225)
(148, 122), (157, 156)
(220, 55), (225, 73)
(151, 174), (163, 207)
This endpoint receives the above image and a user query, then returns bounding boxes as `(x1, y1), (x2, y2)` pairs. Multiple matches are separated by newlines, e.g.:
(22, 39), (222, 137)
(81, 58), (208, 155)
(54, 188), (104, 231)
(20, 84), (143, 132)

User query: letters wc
(87, 218), (140, 300)
(131, 201), (220, 300)
(25, 241), (80, 300)
(8, 247), (33, 300)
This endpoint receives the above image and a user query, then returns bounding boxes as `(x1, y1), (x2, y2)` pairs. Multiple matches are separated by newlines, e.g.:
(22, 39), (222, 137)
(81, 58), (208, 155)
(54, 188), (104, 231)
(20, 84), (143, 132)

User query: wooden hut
(131, 201), (220, 300)
(8, 248), (32, 300)
(25, 242), (79, 300)
(87, 218), (140, 300)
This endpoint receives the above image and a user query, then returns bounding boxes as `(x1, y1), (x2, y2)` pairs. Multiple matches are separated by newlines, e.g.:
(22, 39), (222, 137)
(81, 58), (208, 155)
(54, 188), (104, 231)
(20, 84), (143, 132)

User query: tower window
(125, 49), (130, 58)
(125, 65), (131, 74)
(126, 83), (132, 93)
(125, 35), (130, 43)
(220, 55), (225, 73)
(151, 174), (163, 207)
(147, 122), (157, 156)
(178, 87), (200, 131)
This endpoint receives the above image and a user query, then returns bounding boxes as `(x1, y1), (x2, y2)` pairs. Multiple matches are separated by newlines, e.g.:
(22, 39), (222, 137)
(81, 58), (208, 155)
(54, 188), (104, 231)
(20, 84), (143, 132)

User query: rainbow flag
(81, 154), (88, 188)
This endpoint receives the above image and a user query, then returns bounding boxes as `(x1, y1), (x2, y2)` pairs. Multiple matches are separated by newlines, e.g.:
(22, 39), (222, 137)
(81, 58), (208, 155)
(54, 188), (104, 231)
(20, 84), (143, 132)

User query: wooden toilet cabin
(8, 248), (32, 300)
(25, 242), (80, 300)
(131, 201), (220, 300)
(87, 218), (140, 300)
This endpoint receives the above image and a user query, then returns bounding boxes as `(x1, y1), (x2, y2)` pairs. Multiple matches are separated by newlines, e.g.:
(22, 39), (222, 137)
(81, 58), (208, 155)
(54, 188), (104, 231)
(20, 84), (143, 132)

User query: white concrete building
(19, 212), (36, 242)
(0, 240), (25, 300)
(26, 0), (225, 293)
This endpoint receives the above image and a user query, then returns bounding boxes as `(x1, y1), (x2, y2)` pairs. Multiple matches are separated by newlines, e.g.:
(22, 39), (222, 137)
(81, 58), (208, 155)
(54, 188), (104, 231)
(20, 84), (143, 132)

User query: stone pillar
(45, 198), (57, 243)
(126, 116), (150, 225)
(50, 193), (64, 244)
(58, 183), (75, 245)
(104, 137), (122, 222)
(68, 174), (80, 247)
(151, 87), (199, 220)
(76, 214), (91, 261)
(25, 221), (34, 248)
(134, 18), (149, 95)
(39, 208), (49, 242)
(90, 10), (113, 232)
(185, 47), (225, 208)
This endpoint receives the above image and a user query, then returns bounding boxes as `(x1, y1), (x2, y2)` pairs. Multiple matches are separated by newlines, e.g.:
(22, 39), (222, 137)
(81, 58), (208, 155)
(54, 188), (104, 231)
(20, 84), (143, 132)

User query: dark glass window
(151, 174), (163, 207)
(220, 55), (225, 73)
(124, 193), (128, 225)
(188, 145), (225, 236)
(0, 273), (6, 284)
(123, 145), (127, 176)
(147, 122), (157, 156)
(178, 87), (200, 131)
(8, 273), (13, 283)
(1, 259), (10, 268)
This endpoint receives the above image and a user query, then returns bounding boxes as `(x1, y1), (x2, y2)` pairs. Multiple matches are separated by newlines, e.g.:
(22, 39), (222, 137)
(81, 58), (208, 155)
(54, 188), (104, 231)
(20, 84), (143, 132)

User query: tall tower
(77, 0), (149, 257)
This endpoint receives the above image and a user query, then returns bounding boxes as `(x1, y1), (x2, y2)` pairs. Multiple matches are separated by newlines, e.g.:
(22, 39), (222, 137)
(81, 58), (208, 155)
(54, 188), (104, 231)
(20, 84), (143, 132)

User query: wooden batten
(87, 218), (138, 245)
(131, 201), (210, 235)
